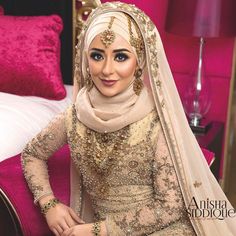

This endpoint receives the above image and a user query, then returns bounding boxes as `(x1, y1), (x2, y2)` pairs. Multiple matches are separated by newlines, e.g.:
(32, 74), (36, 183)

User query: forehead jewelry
(100, 16), (116, 48)
(126, 15), (144, 59)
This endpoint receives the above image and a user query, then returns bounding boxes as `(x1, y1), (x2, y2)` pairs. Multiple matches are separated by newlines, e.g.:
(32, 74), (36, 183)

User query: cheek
(88, 60), (101, 76)
(117, 59), (137, 78)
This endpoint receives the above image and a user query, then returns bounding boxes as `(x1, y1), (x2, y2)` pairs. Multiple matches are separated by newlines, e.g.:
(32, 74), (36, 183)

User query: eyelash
(90, 52), (103, 61)
(89, 52), (129, 62)
(115, 53), (129, 62)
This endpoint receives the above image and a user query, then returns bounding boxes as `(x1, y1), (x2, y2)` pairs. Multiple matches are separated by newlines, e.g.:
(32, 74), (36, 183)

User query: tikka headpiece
(100, 16), (116, 48)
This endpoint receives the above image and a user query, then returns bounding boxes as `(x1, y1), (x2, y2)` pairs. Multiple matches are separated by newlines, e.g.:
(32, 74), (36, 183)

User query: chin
(96, 85), (121, 97)
(100, 90), (119, 97)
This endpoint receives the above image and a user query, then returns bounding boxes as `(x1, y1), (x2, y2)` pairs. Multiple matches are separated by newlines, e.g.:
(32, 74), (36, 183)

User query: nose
(102, 56), (114, 77)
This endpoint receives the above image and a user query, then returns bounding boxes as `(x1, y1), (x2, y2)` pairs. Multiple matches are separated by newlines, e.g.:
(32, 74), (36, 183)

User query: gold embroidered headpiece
(100, 16), (116, 48)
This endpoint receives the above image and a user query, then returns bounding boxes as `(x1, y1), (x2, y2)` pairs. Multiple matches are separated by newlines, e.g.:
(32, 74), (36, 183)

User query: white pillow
(0, 85), (72, 161)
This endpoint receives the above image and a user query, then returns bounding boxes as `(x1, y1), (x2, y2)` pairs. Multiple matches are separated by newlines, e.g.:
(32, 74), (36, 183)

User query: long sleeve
(21, 111), (68, 203)
(105, 121), (194, 235)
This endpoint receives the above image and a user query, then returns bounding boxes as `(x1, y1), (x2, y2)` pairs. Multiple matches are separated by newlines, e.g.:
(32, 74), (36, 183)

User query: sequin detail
(66, 105), (195, 235)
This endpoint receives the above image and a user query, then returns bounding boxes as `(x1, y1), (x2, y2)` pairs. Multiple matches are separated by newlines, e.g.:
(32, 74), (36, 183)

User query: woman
(21, 2), (236, 236)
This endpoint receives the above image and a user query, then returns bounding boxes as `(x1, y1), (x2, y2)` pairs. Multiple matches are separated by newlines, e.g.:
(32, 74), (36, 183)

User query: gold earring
(85, 67), (93, 91)
(126, 14), (144, 60)
(133, 68), (143, 96)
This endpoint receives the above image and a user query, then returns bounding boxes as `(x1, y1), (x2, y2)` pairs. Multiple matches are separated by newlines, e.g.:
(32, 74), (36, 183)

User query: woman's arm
(21, 112), (68, 202)
(104, 122), (192, 236)
(21, 109), (84, 235)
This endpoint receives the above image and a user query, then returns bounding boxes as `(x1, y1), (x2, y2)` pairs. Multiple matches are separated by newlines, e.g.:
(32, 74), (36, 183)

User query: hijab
(75, 11), (154, 133)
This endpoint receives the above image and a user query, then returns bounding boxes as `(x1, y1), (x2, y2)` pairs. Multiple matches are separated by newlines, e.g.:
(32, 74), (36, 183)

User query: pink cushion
(0, 145), (70, 236)
(0, 6), (4, 15)
(0, 14), (66, 100)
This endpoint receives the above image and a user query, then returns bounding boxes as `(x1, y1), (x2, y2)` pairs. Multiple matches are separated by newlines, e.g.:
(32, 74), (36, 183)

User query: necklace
(85, 125), (130, 175)
(70, 104), (130, 175)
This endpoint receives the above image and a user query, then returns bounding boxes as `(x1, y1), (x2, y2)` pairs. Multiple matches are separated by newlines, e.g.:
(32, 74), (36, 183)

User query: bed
(0, 1), (75, 235)
(0, 86), (73, 161)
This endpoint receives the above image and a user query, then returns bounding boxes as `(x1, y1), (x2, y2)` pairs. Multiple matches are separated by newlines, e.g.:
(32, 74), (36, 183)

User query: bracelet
(91, 221), (101, 236)
(40, 198), (60, 215)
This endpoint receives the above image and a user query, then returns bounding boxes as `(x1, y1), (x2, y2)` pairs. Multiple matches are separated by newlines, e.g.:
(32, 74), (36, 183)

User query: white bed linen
(0, 85), (73, 161)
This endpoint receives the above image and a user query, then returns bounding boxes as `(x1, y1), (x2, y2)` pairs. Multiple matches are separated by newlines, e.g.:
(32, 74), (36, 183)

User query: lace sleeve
(21, 111), (68, 203)
(105, 122), (192, 236)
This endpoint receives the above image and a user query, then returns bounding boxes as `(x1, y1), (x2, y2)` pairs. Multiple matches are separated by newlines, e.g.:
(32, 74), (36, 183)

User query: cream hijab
(73, 2), (236, 235)
(75, 11), (154, 133)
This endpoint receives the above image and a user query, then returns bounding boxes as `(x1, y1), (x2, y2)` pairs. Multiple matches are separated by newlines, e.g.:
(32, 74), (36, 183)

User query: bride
(21, 2), (236, 235)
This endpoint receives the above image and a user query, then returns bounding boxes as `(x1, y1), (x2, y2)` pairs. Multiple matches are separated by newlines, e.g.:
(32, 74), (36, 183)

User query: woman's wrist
(91, 221), (107, 236)
(38, 194), (55, 207)
(100, 221), (107, 236)
(38, 195), (60, 215)
(40, 197), (60, 215)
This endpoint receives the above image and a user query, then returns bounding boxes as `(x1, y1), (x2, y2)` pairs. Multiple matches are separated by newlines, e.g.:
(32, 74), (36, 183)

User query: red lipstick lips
(101, 79), (118, 86)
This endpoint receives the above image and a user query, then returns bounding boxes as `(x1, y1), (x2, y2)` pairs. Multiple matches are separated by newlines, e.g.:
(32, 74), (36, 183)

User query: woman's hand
(62, 221), (107, 236)
(39, 196), (85, 236)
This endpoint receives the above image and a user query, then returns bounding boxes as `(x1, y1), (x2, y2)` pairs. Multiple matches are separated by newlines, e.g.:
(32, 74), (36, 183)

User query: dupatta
(72, 2), (236, 235)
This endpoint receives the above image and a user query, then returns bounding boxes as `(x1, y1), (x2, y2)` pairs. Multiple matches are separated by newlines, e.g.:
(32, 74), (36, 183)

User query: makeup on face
(87, 34), (137, 97)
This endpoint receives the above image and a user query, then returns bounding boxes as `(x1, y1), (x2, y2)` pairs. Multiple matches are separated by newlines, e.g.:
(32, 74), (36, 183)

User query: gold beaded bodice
(22, 105), (195, 235)
(67, 106), (158, 218)
(65, 106), (195, 235)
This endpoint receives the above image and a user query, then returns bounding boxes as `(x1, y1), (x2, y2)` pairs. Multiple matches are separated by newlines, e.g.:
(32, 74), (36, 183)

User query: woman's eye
(115, 53), (129, 62)
(90, 52), (103, 61)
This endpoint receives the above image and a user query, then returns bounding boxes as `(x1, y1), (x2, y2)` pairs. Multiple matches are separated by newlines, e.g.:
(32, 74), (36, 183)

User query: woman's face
(87, 33), (137, 97)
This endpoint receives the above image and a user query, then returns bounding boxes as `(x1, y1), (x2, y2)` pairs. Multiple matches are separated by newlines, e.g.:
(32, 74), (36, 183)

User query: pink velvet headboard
(102, 0), (235, 179)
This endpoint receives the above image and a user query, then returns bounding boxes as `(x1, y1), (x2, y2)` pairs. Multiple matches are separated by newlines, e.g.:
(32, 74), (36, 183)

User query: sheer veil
(72, 2), (236, 235)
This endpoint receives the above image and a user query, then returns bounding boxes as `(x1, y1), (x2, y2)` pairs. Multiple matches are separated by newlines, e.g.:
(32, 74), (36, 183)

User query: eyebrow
(90, 48), (132, 53)
(90, 48), (104, 53)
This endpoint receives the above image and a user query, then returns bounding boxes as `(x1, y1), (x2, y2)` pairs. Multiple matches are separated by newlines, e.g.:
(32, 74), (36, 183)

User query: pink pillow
(0, 6), (4, 15)
(0, 15), (66, 100)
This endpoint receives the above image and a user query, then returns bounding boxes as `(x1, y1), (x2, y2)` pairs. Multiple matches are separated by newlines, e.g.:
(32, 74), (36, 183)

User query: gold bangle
(40, 198), (60, 215)
(91, 221), (101, 236)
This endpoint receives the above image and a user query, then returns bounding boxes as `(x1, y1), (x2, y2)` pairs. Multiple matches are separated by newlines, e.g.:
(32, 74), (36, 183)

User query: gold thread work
(126, 15), (144, 59)
(133, 68), (143, 96)
(85, 67), (93, 91)
(193, 181), (202, 188)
